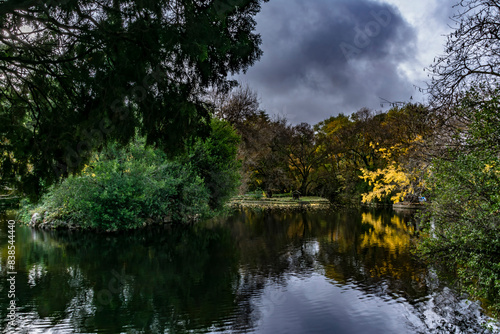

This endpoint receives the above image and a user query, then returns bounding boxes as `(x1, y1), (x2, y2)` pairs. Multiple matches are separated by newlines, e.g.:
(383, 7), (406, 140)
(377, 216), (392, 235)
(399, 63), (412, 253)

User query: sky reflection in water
(0, 209), (497, 333)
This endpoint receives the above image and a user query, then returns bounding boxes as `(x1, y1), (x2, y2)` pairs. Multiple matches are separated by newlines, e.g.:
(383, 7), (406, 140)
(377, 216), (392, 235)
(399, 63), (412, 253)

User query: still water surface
(0, 208), (497, 333)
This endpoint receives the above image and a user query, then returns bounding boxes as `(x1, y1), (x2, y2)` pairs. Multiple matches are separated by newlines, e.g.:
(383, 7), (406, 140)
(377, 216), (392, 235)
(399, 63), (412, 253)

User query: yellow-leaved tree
(360, 139), (428, 204)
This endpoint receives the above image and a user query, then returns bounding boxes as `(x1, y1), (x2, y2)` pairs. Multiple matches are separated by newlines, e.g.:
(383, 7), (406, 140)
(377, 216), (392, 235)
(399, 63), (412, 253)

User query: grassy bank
(228, 194), (331, 210)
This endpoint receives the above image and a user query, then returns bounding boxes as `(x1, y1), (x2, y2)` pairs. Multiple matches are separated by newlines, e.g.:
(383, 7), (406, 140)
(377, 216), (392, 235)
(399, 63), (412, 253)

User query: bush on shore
(20, 119), (240, 231)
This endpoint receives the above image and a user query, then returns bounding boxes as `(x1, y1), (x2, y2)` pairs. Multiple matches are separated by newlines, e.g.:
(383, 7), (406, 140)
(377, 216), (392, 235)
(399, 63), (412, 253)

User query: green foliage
(418, 90), (500, 316)
(22, 140), (211, 230)
(459, 87), (500, 151)
(248, 189), (264, 200)
(419, 151), (500, 315)
(20, 118), (241, 230)
(187, 118), (241, 211)
(0, 0), (267, 199)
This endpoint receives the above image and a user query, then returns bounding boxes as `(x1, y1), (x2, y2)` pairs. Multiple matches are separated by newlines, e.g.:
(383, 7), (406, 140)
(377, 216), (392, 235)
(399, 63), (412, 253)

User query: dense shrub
(22, 140), (210, 230)
(418, 90), (500, 316)
(21, 119), (241, 231)
(418, 151), (500, 315)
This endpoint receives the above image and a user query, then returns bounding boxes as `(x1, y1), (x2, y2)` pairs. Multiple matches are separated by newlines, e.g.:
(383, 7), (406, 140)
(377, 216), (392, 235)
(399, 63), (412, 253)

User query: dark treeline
(209, 85), (434, 206)
(0, 0), (268, 199)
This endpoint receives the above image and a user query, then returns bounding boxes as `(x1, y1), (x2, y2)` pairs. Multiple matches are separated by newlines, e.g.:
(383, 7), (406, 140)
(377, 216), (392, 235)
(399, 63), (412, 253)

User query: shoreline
(361, 202), (426, 211)
(227, 196), (333, 210)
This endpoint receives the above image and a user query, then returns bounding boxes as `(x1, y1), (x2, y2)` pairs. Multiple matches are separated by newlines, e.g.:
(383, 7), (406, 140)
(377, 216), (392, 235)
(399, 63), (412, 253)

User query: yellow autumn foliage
(360, 139), (426, 203)
(360, 164), (411, 203)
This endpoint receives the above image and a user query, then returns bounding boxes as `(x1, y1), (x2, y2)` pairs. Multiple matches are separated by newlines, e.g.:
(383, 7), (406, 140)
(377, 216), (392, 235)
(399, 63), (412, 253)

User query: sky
(234, 0), (459, 124)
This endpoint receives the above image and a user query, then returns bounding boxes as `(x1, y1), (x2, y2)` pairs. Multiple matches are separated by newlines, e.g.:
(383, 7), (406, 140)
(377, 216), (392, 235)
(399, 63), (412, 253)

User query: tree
(22, 139), (212, 230)
(211, 84), (260, 127)
(188, 118), (241, 211)
(422, 1), (500, 313)
(313, 109), (391, 203)
(286, 122), (325, 196)
(21, 119), (241, 230)
(419, 148), (500, 318)
(359, 104), (434, 204)
(428, 0), (500, 106)
(359, 141), (427, 204)
(0, 0), (267, 199)
(246, 116), (292, 195)
(418, 89), (500, 316)
(313, 104), (435, 205)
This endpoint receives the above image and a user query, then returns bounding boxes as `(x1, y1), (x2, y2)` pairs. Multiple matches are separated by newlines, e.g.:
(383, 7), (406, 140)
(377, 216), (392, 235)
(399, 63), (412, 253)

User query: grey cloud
(235, 0), (420, 124)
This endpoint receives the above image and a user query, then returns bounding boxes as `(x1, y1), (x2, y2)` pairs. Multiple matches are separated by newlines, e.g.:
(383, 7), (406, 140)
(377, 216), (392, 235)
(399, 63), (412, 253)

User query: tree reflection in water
(0, 217), (245, 333)
(223, 209), (426, 300)
(0, 210), (496, 333)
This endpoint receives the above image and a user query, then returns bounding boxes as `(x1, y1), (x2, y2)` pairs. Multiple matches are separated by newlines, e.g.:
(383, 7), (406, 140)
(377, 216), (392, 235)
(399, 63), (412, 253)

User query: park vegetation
(1, 0), (265, 228)
(209, 85), (433, 206)
(21, 119), (241, 231)
(0, 0), (268, 199)
(0, 0), (499, 317)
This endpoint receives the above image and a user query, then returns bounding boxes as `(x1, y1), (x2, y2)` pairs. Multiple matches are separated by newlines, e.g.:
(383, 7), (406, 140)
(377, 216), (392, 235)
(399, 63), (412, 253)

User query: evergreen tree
(0, 0), (267, 198)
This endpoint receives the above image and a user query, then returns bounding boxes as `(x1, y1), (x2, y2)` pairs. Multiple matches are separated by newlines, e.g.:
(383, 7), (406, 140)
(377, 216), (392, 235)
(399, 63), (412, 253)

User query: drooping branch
(0, 0), (268, 198)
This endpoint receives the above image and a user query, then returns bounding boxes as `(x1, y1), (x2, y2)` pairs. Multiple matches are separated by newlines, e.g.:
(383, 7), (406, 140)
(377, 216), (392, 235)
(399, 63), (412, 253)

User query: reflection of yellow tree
(360, 212), (414, 254)
(287, 219), (308, 239)
(220, 209), (426, 296)
(359, 212), (419, 281)
(319, 211), (424, 285)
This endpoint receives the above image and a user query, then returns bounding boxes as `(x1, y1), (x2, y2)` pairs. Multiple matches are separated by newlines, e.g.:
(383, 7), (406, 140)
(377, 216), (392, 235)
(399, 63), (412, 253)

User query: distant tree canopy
(212, 84), (435, 204)
(314, 104), (434, 204)
(0, 0), (267, 198)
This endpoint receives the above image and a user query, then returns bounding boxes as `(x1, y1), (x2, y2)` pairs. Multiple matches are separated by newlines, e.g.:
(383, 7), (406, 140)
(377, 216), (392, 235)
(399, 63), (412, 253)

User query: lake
(0, 208), (497, 333)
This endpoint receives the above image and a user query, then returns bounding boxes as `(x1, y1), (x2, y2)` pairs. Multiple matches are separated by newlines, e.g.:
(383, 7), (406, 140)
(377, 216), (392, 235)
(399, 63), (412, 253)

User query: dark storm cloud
(235, 0), (419, 124)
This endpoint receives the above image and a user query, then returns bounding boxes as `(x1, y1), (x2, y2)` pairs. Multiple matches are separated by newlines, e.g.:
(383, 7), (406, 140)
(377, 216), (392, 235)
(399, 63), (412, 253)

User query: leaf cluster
(418, 89), (500, 316)
(20, 119), (241, 230)
(0, 0), (267, 198)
